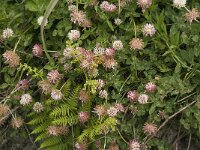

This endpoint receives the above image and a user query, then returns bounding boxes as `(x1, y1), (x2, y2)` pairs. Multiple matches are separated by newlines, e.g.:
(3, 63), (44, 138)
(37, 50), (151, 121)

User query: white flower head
(173, 0), (187, 8)
(68, 30), (80, 41)
(68, 5), (76, 12)
(20, 94), (32, 106)
(142, 23), (156, 37)
(33, 102), (44, 113)
(138, 94), (149, 104)
(37, 16), (48, 26)
(51, 89), (63, 100)
(114, 18), (122, 25)
(2, 28), (14, 39)
(112, 40), (123, 50)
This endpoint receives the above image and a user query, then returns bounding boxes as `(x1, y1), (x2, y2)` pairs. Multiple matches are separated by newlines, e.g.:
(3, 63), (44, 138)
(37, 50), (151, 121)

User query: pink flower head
(129, 38), (144, 50)
(142, 23), (156, 37)
(32, 44), (43, 57)
(94, 105), (106, 117)
(100, 1), (117, 13)
(114, 103), (125, 112)
(143, 123), (157, 135)
(145, 82), (157, 93)
(185, 8), (199, 24)
(17, 79), (29, 90)
(138, 94), (149, 104)
(3, 50), (20, 67)
(70, 10), (86, 25)
(137, 0), (152, 12)
(103, 56), (117, 69)
(78, 111), (89, 123)
(107, 106), (119, 117)
(128, 139), (141, 150)
(47, 70), (61, 84)
(105, 47), (116, 57)
(127, 90), (138, 102)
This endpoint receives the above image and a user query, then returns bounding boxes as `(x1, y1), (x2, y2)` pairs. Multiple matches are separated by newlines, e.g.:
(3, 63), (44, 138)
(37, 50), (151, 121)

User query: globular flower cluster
(100, 1), (117, 13)
(137, 0), (152, 12)
(51, 89), (63, 100)
(93, 105), (107, 117)
(142, 23), (156, 37)
(33, 102), (43, 113)
(68, 30), (80, 41)
(78, 111), (89, 123)
(48, 125), (68, 136)
(2, 28), (13, 39)
(129, 38), (144, 50)
(3, 50), (20, 67)
(17, 79), (29, 90)
(112, 40), (123, 50)
(114, 18), (122, 26)
(127, 90), (138, 102)
(107, 106), (119, 117)
(38, 80), (52, 94)
(37, 16), (48, 26)
(11, 117), (24, 129)
(128, 139), (141, 150)
(185, 8), (199, 24)
(99, 89), (108, 99)
(70, 10), (92, 28)
(127, 82), (157, 104)
(138, 94), (149, 104)
(20, 94), (32, 106)
(79, 89), (89, 103)
(0, 104), (9, 117)
(47, 70), (61, 84)
(32, 44), (43, 57)
(173, 0), (186, 8)
(75, 142), (87, 150)
(143, 123), (158, 135)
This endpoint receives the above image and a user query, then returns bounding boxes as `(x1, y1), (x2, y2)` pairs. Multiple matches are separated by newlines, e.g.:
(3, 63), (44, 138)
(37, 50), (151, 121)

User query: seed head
(3, 50), (20, 67)
(11, 117), (24, 129)
(0, 104), (9, 117)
